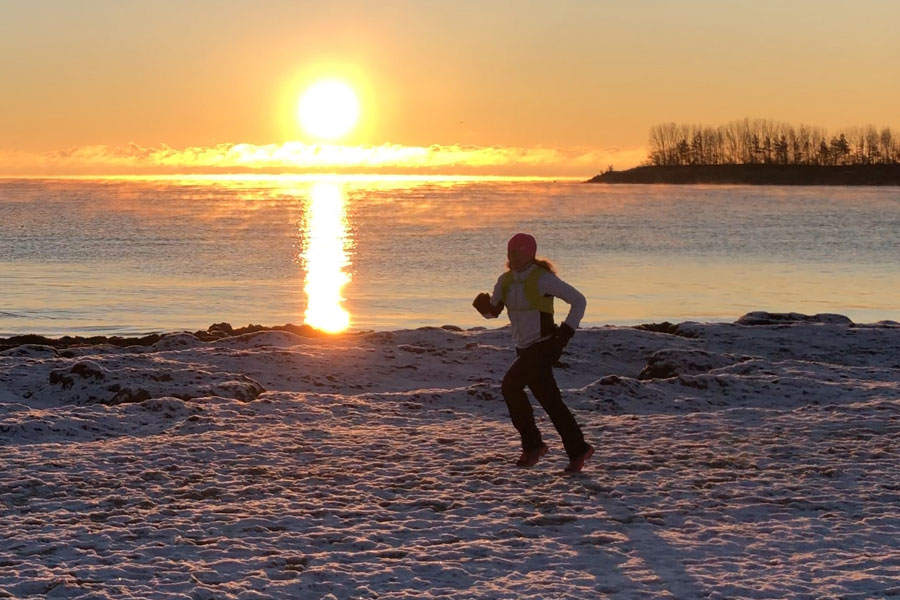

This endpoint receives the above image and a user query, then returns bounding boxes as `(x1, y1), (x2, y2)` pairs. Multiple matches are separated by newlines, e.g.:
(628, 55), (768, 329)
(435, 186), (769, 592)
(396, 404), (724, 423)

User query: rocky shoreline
(0, 322), (326, 352)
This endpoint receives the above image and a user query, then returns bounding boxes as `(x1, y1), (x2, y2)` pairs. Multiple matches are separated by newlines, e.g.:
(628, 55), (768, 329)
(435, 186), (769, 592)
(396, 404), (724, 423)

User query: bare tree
(648, 122), (682, 166)
(881, 128), (895, 164)
(644, 118), (899, 166)
(818, 140), (831, 165)
(864, 126), (881, 164)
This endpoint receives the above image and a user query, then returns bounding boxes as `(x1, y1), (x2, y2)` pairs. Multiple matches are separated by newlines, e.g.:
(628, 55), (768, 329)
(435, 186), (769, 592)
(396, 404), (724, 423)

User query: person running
(473, 232), (594, 473)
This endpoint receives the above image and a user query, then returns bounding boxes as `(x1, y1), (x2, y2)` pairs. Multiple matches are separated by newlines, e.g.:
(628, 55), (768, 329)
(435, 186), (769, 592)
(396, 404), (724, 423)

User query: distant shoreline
(587, 164), (900, 186)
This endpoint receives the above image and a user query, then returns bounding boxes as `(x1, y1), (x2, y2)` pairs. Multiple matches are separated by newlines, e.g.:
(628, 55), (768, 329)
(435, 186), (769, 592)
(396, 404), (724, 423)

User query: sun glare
(297, 79), (360, 141)
(302, 182), (351, 333)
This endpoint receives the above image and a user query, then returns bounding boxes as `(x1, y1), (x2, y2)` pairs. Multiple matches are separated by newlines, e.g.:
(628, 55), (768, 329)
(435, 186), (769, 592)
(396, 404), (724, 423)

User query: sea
(1, 175), (898, 337)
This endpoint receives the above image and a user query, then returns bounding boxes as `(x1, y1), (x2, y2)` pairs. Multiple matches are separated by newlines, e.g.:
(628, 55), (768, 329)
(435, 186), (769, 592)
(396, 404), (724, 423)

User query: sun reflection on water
(301, 182), (351, 333)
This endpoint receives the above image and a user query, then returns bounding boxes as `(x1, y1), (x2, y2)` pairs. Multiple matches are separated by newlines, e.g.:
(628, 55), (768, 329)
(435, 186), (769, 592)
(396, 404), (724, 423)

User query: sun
(297, 79), (360, 141)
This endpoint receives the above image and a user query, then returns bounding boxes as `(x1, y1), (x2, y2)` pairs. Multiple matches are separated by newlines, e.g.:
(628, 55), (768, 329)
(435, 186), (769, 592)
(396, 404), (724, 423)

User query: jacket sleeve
(539, 273), (586, 330)
(485, 275), (505, 318)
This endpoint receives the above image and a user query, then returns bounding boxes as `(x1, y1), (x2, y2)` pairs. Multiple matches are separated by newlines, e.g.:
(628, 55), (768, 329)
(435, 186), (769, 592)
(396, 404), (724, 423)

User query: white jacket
(485, 264), (587, 349)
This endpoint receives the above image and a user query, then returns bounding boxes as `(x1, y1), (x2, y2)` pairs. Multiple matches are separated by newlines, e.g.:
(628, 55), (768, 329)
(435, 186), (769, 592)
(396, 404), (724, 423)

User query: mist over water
(1, 176), (898, 336)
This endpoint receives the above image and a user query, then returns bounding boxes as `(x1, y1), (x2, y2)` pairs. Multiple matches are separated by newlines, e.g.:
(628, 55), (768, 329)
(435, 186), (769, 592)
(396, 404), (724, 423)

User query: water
(1, 176), (898, 336)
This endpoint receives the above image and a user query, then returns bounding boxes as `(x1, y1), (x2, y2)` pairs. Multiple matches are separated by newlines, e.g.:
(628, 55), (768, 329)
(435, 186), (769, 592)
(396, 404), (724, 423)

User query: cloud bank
(0, 141), (646, 177)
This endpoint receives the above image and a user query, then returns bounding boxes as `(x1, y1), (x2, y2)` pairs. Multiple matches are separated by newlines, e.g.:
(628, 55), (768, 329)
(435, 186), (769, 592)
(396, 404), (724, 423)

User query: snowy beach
(2, 312), (900, 599)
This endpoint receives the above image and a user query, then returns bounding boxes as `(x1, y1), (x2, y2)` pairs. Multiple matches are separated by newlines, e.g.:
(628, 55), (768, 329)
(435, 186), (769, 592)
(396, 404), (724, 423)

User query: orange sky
(1, 1), (898, 176)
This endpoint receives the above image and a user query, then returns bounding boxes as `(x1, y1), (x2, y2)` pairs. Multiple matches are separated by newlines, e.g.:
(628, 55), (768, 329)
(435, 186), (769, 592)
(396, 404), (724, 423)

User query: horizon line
(0, 173), (591, 182)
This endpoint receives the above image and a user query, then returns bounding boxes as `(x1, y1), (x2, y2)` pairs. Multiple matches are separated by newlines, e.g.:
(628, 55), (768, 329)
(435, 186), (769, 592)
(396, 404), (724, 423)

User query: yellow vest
(500, 267), (554, 314)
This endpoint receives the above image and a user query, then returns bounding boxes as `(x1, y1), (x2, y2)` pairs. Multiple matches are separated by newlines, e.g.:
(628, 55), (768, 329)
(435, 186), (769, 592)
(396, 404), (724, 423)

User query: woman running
(473, 233), (593, 472)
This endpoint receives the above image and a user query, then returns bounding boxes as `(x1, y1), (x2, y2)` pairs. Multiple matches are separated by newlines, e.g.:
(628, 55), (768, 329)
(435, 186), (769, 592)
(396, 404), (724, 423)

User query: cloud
(0, 141), (646, 176)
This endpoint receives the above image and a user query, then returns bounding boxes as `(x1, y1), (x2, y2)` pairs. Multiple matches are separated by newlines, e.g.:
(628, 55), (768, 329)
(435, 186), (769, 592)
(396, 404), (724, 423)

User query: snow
(1, 312), (899, 599)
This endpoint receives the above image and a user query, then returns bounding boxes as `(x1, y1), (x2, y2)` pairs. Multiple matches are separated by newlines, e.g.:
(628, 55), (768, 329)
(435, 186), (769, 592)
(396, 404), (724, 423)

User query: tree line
(647, 118), (900, 167)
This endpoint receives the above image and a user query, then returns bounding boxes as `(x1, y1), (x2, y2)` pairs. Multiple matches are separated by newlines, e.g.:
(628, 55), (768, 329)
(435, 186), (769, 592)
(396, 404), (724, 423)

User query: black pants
(501, 338), (588, 459)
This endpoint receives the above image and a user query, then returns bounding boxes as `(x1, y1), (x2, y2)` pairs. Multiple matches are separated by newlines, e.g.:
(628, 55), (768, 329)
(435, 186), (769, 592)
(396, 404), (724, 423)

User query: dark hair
(505, 257), (557, 274)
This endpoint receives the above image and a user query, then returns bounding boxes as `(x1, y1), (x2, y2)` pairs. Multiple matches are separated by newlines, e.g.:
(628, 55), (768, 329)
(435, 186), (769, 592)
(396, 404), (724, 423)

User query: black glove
(472, 292), (493, 316)
(549, 323), (575, 363)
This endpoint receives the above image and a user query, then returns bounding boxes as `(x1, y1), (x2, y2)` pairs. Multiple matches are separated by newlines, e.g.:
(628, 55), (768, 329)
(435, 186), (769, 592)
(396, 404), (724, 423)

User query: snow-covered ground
(1, 312), (899, 599)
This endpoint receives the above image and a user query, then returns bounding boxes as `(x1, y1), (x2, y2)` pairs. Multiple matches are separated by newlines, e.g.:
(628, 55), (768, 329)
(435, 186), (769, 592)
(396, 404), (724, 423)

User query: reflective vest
(500, 267), (554, 314)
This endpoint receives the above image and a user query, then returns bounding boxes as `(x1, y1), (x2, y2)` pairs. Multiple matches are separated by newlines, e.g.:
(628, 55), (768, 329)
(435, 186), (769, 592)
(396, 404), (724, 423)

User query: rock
(737, 312), (853, 326)
(872, 320), (900, 327)
(633, 322), (698, 338)
(216, 330), (306, 349)
(150, 333), (201, 351)
(109, 387), (152, 405)
(49, 361), (107, 389)
(0, 344), (59, 358)
(70, 361), (106, 381)
(639, 349), (737, 380)
(206, 322), (234, 338)
(814, 313), (855, 324)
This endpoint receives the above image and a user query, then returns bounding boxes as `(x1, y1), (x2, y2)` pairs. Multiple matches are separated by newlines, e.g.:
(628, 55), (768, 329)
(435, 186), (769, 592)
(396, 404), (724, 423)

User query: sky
(1, 0), (898, 176)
